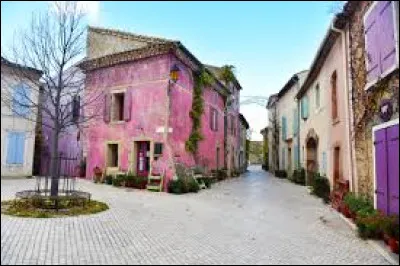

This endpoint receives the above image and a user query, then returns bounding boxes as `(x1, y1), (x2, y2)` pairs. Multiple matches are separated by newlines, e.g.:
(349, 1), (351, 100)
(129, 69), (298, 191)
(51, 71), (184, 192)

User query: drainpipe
(331, 20), (356, 193)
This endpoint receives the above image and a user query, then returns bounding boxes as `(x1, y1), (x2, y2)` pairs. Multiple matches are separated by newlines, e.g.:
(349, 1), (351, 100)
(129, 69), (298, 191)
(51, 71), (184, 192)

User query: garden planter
(342, 205), (351, 218)
(388, 238), (399, 254)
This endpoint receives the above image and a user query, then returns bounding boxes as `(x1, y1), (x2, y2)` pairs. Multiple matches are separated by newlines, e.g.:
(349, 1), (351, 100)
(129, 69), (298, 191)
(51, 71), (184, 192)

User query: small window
(154, 143), (163, 156)
(107, 143), (119, 167)
(112, 93), (125, 121)
(331, 71), (338, 120)
(315, 84), (320, 109)
(72, 95), (80, 123)
(6, 132), (25, 164)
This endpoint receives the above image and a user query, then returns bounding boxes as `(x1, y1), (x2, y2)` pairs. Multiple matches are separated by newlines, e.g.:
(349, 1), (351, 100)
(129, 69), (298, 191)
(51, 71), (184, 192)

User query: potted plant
(93, 166), (102, 183)
(383, 216), (399, 254)
(340, 202), (351, 218)
(125, 173), (135, 188)
(105, 175), (113, 185)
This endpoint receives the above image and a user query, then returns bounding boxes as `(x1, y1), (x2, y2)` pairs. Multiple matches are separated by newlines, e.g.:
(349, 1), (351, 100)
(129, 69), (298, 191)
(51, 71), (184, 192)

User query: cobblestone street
(1, 166), (391, 265)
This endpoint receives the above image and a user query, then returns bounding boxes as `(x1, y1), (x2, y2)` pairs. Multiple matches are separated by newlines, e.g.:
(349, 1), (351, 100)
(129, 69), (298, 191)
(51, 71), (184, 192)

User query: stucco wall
(84, 53), (228, 189)
(1, 65), (40, 177)
(349, 1), (399, 197)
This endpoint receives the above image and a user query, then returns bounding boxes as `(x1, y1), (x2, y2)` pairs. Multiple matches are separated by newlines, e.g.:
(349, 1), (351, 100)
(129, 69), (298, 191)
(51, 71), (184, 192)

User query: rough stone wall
(349, 1), (399, 197)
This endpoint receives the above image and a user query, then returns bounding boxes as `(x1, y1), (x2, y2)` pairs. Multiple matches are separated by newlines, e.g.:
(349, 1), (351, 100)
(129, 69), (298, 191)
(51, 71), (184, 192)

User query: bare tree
(1, 2), (102, 196)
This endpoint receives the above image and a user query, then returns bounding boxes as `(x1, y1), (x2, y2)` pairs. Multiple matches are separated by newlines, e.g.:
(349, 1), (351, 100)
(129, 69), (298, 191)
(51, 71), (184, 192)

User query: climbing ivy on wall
(185, 68), (213, 154)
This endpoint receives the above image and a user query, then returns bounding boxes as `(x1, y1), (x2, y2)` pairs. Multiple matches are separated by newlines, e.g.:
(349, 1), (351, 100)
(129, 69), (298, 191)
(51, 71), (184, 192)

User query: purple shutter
(374, 128), (388, 214)
(124, 89), (132, 122)
(103, 93), (111, 123)
(365, 4), (380, 83)
(378, 1), (396, 74)
(387, 125), (399, 215)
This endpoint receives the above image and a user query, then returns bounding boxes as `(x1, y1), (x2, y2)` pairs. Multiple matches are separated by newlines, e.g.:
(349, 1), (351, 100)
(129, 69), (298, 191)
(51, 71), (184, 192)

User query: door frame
(131, 138), (154, 176)
(372, 118), (399, 209)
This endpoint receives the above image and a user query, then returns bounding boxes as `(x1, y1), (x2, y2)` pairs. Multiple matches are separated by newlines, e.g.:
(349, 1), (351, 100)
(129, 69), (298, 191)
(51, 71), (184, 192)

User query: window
(12, 84), (30, 116)
(331, 71), (338, 120)
(281, 116), (287, 140)
(301, 96), (309, 120)
(6, 132), (25, 164)
(107, 143), (119, 167)
(104, 91), (132, 123)
(315, 84), (320, 109)
(364, 1), (398, 86)
(113, 93), (125, 121)
(154, 143), (163, 156)
(210, 107), (218, 131)
(72, 95), (80, 123)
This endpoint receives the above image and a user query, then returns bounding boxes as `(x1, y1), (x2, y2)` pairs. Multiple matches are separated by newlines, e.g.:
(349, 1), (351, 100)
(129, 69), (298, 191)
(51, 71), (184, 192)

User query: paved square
(1, 166), (391, 265)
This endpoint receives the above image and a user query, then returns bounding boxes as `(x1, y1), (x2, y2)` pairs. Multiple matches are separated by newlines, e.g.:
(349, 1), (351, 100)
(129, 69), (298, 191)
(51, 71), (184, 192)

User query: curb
(336, 211), (399, 265)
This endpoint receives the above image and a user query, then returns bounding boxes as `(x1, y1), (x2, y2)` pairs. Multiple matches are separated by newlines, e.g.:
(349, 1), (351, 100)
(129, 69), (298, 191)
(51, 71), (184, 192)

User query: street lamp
(169, 64), (180, 84)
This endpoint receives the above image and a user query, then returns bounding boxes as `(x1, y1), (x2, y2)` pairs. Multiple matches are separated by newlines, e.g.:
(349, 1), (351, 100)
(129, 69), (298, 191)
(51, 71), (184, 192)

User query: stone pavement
(1, 166), (392, 265)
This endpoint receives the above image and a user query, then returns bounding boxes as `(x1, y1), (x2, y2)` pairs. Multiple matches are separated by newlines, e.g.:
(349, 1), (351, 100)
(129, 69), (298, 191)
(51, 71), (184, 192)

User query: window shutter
(293, 109), (298, 135)
(6, 133), (17, 164)
(15, 133), (25, 164)
(379, 1), (396, 74)
(124, 90), (132, 122)
(304, 96), (309, 119)
(364, 3), (381, 83)
(104, 93), (111, 123)
(13, 84), (31, 116)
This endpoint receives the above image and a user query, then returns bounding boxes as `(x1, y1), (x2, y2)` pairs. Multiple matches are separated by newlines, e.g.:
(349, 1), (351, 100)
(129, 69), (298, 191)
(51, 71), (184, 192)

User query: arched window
(331, 71), (338, 120)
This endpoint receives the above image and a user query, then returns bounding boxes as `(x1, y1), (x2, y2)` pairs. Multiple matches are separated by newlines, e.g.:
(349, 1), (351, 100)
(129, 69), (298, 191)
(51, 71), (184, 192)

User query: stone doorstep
(336, 209), (400, 265)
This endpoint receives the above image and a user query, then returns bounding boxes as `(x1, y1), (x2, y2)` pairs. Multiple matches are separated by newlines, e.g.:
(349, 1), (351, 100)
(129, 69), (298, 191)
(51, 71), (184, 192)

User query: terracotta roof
(239, 113), (250, 129)
(1, 56), (42, 76)
(204, 64), (243, 90)
(266, 93), (278, 109)
(296, 1), (360, 100)
(88, 26), (178, 45)
(277, 70), (309, 99)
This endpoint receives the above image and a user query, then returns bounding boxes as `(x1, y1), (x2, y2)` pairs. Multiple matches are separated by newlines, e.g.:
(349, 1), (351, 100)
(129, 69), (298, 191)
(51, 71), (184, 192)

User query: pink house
(79, 27), (242, 190)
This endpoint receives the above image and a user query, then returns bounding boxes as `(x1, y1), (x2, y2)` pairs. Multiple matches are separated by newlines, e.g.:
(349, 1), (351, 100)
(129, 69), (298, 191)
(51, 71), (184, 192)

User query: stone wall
(349, 1), (399, 197)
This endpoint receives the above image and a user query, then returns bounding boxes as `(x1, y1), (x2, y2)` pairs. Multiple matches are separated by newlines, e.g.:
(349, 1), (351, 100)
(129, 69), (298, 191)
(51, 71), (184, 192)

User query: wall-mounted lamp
(169, 64), (180, 84)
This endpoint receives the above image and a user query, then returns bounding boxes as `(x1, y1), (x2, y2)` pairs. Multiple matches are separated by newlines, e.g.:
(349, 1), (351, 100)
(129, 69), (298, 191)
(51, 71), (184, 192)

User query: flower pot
(388, 238), (399, 254)
(383, 233), (390, 245)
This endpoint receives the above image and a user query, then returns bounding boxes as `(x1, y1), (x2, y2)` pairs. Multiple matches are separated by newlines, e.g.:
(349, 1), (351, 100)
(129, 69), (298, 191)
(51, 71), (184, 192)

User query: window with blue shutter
(293, 108), (298, 135)
(6, 132), (25, 164)
(301, 96), (309, 120)
(282, 116), (287, 140)
(12, 84), (31, 116)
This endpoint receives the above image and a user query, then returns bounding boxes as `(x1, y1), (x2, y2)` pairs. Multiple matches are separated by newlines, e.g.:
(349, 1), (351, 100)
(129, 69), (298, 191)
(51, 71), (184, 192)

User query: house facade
(341, 1), (399, 215)
(34, 67), (85, 177)
(1, 57), (42, 177)
(276, 71), (308, 177)
(80, 27), (241, 190)
(238, 113), (249, 173)
(296, 20), (353, 189)
(266, 94), (279, 172)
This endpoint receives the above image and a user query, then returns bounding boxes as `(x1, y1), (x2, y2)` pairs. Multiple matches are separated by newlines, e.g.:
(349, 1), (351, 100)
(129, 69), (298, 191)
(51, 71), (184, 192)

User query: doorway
(334, 147), (340, 189)
(136, 141), (150, 177)
(306, 137), (318, 185)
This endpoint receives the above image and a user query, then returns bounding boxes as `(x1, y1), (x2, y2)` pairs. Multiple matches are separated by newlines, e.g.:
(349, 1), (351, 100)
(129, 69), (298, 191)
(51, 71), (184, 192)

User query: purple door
(374, 129), (388, 214)
(387, 125), (399, 215)
(374, 124), (399, 215)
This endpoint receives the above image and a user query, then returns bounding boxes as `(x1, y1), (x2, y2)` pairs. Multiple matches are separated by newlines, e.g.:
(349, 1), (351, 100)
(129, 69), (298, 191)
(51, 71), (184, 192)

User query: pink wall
(84, 53), (232, 190)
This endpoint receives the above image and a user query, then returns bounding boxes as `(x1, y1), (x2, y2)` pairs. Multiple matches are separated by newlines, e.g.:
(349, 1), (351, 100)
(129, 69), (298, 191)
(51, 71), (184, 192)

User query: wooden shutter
(6, 132), (25, 164)
(215, 110), (219, 131)
(374, 128), (389, 214)
(364, 3), (381, 83)
(378, 1), (397, 74)
(103, 93), (111, 123)
(331, 72), (338, 120)
(124, 90), (132, 122)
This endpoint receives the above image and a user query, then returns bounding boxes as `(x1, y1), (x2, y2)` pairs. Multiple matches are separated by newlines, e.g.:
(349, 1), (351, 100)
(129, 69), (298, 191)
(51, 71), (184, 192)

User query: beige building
(296, 21), (353, 189)
(275, 71), (308, 177)
(1, 57), (42, 177)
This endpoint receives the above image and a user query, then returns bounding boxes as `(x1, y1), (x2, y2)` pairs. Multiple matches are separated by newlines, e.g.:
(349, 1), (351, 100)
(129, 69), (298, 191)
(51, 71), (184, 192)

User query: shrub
(291, 168), (306, 185)
(112, 174), (126, 187)
(356, 213), (386, 240)
(275, 170), (287, 178)
(215, 169), (228, 180)
(312, 173), (331, 203)
(203, 178), (213, 188)
(381, 215), (400, 240)
(168, 179), (184, 194)
(344, 193), (375, 216)
(104, 175), (113, 185)
(188, 178), (200, 193)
